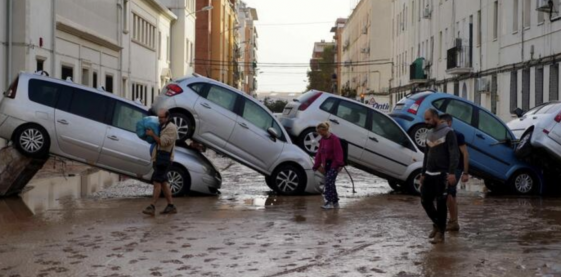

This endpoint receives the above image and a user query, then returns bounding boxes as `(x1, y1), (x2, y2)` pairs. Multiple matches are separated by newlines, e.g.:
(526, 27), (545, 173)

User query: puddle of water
(0, 168), (118, 217)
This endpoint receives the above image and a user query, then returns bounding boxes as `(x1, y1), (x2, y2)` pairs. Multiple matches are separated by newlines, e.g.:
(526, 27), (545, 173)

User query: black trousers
(421, 173), (448, 233)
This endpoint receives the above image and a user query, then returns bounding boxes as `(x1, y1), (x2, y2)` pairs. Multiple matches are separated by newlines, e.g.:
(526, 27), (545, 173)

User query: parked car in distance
(150, 74), (324, 195)
(279, 90), (424, 194)
(390, 91), (544, 195)
(507, 101), (561, 165)
(0, 72), (221, 196)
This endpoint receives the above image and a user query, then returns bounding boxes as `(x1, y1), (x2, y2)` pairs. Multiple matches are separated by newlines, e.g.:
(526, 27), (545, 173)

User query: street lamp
(186, 5), (213, 17)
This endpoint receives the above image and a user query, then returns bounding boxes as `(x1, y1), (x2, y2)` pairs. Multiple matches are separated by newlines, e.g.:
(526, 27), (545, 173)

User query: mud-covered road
(1, 156), (561, 277)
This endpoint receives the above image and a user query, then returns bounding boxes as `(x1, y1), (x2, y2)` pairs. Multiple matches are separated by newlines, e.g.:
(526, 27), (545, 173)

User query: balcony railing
(446, 43), (473, 75)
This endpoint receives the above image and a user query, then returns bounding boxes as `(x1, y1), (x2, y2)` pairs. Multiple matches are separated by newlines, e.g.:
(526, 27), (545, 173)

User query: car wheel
(515, 130), (533, 159)
(388, 180), (402, 191)
(14, 125), (50, 158)
(171, 113), (194, 141)
(270, 165), (306, 195)
(298, 128), (321, 156)
(484, 180), (500, 193)
(408, 124), (429, 151)
(406, 170), (423, 195)
(167, 165), (191, 197)
(509, 171), (538, 195)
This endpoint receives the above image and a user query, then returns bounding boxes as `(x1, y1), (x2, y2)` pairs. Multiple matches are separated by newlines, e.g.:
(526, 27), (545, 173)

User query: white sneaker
(321, 203), (334, 209)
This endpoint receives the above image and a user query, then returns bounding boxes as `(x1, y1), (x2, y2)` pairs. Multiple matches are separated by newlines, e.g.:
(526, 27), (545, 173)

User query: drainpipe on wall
(7, 0), (13, 84)
(51, 0), (56, 76)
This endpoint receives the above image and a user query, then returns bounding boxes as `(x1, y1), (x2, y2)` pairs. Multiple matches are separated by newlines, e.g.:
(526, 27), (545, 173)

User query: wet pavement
(1, 155), (561, 277)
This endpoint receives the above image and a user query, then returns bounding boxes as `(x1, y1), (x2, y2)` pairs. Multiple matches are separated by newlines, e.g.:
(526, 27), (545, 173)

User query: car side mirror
(513, 107), (524, 118)
(267, 127), (279, 141)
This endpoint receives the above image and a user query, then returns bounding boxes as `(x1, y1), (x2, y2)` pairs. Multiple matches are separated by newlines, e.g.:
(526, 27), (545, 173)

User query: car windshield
(295, 90), (320, 103)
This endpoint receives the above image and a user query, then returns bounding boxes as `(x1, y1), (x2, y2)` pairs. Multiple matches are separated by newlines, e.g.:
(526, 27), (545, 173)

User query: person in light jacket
(313, 122), (344, 209)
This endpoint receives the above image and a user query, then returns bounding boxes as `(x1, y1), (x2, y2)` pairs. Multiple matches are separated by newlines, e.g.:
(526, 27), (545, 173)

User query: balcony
(446, 42), (473, 75)
(410, 58), (428, 84)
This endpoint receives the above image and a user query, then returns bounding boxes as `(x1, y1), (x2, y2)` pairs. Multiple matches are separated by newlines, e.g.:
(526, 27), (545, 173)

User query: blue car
(389, 91), (544, 195)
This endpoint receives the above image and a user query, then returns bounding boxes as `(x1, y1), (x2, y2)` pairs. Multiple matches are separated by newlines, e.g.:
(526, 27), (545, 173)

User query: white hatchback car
(150, 74), (323, 195)
(508, 101), (561, 164)
(280, 90), (424, 193)
(0, 72), (221, 196)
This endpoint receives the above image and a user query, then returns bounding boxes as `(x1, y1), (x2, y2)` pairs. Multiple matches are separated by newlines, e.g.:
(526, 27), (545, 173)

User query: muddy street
(1, 158), (561, 277)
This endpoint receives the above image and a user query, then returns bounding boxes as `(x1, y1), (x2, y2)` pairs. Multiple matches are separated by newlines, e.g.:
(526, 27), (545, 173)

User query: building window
(510, 71), (518, 112)
(132, 83), (148, 105)
(536, 67), (544, 106)
(123, 0), (129, 33)
(105, 74), (114, 93)
(36, 59), (44, 72)
(550, 64), (559, 101)
(538, 6), (545, 23)
(477, 10), (482, 46)
(82, 68), (89, 86)
(190, 42), (194, 66)
(439, 31), (442, 60)
(158, 32), (162, 59)
(61, 65), (73, 81)
(493, 1), (499, 40)
(167, 36), (171, 62)
(513, 0), (519, 33)
(522, 68), (530, 111)
(523, 0), (531, 29)
(93, 72), (98, 88)
(132, 13), (156, 50)
(186, 39), (190, 62)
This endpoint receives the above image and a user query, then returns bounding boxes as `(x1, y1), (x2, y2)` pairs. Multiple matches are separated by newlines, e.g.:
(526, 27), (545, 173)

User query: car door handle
(238, 122), (249, 129)
(329, 119), (340, 124)
(369, 136), (378, 142)
(57, 119), (69, 125)
(107, 135), (119, 141)
(200, 102), (211, 109)
(476, 134), (485, 140)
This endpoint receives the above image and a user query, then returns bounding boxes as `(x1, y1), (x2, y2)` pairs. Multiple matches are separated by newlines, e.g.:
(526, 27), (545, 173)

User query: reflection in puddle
(0, 169), (118, 217)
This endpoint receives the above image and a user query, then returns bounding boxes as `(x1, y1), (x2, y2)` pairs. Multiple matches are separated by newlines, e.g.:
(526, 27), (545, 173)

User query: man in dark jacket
(420, 108), (460, 244)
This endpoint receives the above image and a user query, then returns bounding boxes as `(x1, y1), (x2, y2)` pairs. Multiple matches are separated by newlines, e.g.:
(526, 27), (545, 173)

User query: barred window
(132, 14), (156, 50)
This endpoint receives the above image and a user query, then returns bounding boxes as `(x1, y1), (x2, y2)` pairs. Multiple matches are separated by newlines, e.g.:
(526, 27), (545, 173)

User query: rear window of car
(28, 79), (65, 108)
(407, 91), (434, 100)
(535, 103), (561, 114)
(296, 90), (321, 103)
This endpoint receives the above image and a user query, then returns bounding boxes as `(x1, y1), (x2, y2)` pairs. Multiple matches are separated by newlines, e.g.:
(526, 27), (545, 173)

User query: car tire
(408, 124), (429, 151)
(405, 170), (423, 195)
(298, 128), (321, 156)
(515, 130), (533, 159)
(484, 180), (500, 193)
(269, 164), (307, 195)
(388, 180), (402, 191)
(167, 164), (191, 197)
(509, 170), (538, 195)
(14, 124), (50, 158)
(171, 112), (195, 142)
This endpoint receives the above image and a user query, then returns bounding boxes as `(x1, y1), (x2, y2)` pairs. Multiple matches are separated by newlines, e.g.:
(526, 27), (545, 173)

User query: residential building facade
(390, 0), (561, 121)
(341, 0), (393, 109)
(237, 1), (259, 95)
(163, 0), (198, 79)
(330, 18), (347, 95)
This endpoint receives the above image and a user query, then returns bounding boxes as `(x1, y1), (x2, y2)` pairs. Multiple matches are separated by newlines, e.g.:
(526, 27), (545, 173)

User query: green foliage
(263, 97), (288, 113)
(307, 46), (335, 92)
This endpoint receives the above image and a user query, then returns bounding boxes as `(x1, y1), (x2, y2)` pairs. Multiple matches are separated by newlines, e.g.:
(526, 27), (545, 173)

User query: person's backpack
(339, 138), (349, 166)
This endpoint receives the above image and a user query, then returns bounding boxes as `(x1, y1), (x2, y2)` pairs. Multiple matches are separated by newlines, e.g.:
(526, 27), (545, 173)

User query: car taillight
(555, 111), (561, 123)
(4, 77), (19, 99)
(165, 84), (183, 96)
(407, 96), (426, 115)
(298, 92), (323, 111)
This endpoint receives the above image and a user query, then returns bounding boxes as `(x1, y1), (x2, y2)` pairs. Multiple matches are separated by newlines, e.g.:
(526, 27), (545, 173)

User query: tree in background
(263, 97), (288, 113)
(306, 46), (335, 92)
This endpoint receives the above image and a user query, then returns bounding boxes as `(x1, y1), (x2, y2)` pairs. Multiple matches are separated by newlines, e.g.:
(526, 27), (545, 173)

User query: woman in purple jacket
(313, 122), (344, 209)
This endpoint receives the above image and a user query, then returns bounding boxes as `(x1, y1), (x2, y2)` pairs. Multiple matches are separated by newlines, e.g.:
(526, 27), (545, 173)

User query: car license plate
(283, 108), (292, 115)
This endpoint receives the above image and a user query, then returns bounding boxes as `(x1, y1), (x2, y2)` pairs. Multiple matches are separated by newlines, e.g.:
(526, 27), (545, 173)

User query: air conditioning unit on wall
(537, 0), (559, 13)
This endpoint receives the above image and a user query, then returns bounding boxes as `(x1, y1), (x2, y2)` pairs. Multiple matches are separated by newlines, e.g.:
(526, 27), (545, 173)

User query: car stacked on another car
(0, 72), (221, 196)
(390, 91), (544, 195)
(279, 90), (424, 194)
(150, 74), (324, 195)
(507, 101), (561, 167)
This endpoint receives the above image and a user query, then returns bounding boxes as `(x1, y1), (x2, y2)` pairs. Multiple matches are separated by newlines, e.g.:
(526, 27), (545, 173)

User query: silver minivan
(150, 74), (324, 195)
(0, 72), (222, 196)
(280, 90), (424, 193)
